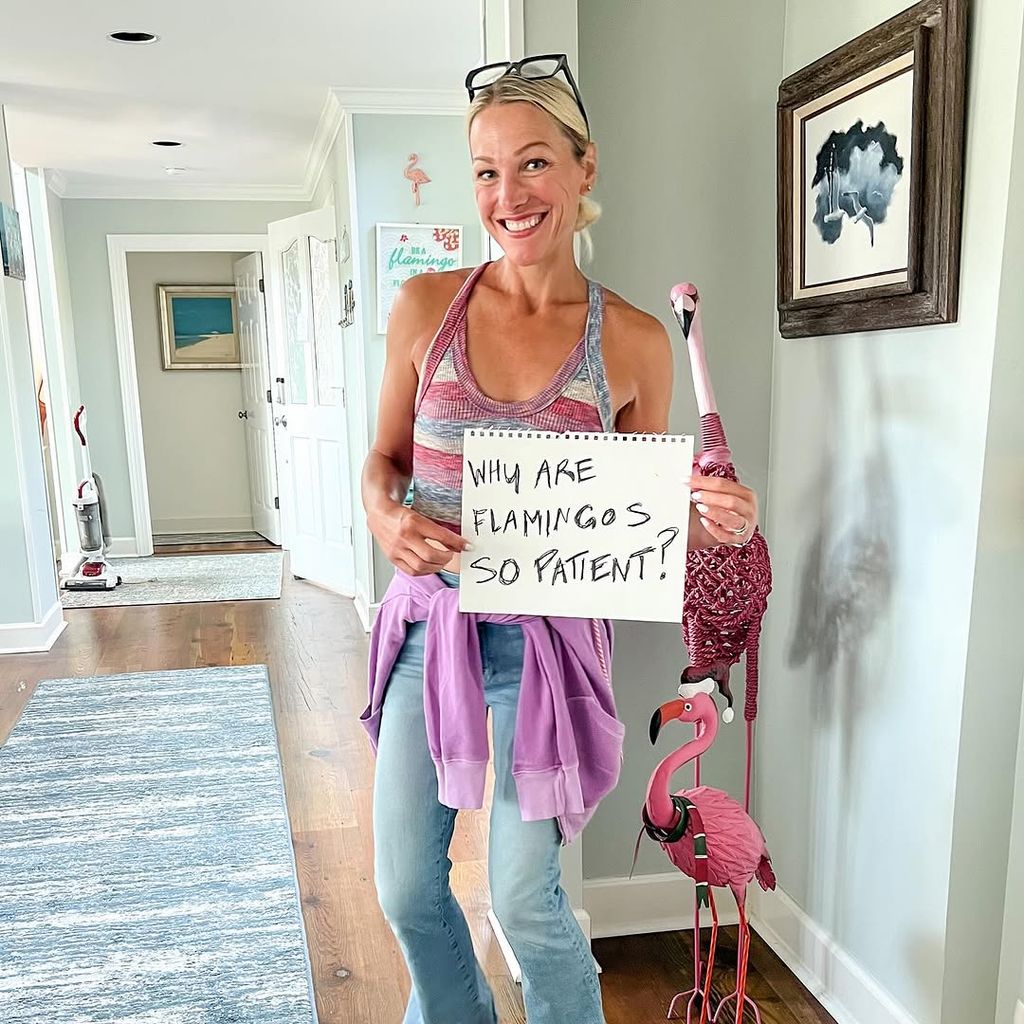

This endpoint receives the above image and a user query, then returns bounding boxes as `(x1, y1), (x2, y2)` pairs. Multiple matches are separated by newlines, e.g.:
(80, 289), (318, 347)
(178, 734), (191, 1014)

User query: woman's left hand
(688, 474), (759, 550)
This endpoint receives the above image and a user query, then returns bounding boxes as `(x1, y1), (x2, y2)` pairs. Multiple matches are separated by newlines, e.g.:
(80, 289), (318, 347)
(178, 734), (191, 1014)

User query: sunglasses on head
(464, 53), (589, 135)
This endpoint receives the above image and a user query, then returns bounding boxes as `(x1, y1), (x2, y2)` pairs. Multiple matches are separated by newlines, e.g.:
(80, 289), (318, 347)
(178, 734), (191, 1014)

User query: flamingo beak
(649, 699), (686, 745)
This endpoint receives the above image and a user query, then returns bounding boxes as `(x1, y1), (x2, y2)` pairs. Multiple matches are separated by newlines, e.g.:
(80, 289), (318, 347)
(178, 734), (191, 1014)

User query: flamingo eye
(684, 702), (693, 712)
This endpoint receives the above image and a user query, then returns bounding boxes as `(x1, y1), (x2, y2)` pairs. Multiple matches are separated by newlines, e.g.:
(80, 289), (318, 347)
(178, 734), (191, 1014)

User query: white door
(233, 252), (281, 544)
(266, 207), (355, 594)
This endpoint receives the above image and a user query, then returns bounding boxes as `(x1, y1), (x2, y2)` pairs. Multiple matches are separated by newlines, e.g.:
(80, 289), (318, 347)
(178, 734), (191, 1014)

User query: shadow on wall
(784, 339), (899, 985)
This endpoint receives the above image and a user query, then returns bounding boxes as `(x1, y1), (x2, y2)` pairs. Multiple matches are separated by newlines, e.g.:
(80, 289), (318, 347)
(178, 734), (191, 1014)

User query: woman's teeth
(504, 213), (544, 232)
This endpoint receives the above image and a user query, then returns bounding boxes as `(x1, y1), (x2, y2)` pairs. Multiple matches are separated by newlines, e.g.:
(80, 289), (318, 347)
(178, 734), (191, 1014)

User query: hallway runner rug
(60, 551), (284, 608)
(0, 665), (318, 1023)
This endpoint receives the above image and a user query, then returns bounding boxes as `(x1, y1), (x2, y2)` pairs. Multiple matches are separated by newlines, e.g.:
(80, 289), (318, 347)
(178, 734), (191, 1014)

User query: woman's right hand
(369, 500), (471, 576)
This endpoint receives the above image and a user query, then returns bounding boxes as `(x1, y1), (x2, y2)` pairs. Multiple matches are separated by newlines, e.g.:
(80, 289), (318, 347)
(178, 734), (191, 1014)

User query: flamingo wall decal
(404, 153), (431, 207)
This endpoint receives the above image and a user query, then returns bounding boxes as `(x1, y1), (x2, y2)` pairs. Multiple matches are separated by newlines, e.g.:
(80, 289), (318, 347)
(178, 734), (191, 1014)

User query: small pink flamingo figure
(404, 153), (431, 206)
(640, 668), (776, 1023)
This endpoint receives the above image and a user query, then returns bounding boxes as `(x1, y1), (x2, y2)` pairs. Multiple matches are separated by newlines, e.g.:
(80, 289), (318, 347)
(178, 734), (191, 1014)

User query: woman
(360, 55), (758, 1024)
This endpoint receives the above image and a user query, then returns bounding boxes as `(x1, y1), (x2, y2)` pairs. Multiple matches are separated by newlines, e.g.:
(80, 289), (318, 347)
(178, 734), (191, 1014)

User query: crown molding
(45, 169), (69, 198)
(44, 177), (312, 202)
(303, 89), (345, 200)
(329, 86), (468, 115)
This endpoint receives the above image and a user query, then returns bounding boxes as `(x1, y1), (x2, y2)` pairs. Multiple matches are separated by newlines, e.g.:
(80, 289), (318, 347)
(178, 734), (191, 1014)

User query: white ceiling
(0, 1), (482, 199)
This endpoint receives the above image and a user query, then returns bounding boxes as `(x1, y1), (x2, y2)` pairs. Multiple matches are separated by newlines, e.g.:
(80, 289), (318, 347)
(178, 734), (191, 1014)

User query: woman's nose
(497, 176), (529, 211)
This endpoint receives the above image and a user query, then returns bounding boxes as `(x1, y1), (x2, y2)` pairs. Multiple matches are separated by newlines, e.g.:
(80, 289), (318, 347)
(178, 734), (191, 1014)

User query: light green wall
(60, 198), (307, 539)
(578, 0), (783, 881)
(760, 1), (1024, 1022)
(0, 107), (59, 629)
(351, 112), (484, 602)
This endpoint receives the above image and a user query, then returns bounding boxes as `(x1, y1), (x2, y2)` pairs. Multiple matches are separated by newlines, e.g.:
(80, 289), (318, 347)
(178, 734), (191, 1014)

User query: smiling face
(469, 100), (595, 267)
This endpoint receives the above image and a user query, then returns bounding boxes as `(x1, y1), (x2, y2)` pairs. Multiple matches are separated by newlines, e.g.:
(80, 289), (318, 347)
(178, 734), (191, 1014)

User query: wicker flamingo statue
(669, 282), (772, 815)
(642, 669), (776, 1023)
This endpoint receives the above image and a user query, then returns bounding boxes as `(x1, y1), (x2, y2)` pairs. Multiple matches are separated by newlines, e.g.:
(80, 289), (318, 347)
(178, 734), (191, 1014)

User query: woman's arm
(361, 276), (470, 575)
(613, 314), (758, 551)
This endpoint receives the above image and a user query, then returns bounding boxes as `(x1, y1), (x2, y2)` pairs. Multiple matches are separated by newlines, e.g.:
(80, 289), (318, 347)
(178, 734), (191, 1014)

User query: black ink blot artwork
(812, 120), (904, 247)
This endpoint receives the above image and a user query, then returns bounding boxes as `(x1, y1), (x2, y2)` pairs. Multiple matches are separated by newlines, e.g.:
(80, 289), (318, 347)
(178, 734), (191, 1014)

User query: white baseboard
(353, 587), (380, 633)
(488, 907), (602, 983)
(1015, 998), (1024, 1024)
(750, 885), (919, 1024)
(584, 870), (739, 939)
(103, 537), (139, 557)
(151, 514), (255, 534)
(0, 599), (67, 654)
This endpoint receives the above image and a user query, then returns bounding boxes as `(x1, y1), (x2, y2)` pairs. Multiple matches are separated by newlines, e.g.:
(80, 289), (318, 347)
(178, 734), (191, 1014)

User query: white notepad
(459, 430), (694, 622)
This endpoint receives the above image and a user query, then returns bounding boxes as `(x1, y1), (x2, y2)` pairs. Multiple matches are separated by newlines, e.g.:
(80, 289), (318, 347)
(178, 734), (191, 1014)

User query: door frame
(106, 233), (277, 556)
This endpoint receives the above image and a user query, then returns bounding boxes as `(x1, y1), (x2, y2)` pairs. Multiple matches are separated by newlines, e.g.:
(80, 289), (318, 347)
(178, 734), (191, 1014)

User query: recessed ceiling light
(152, 140), (183, 147)
(108, 31), (160, 44)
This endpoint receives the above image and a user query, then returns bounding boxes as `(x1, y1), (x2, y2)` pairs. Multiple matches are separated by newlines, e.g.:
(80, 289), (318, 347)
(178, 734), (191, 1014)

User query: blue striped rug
(0, 666), (318, 1023)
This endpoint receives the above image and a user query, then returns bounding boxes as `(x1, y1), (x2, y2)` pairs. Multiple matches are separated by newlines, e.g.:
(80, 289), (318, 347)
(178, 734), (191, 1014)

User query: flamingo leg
(712, 900), (762, 1024)
(666, 891), (708, 1022)
(698, 889), (719, 1024)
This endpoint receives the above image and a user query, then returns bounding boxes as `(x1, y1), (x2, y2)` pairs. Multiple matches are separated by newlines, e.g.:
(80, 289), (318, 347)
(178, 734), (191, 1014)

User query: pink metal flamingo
(404, 153), (431, 206)
(642, 670), (776, 1023)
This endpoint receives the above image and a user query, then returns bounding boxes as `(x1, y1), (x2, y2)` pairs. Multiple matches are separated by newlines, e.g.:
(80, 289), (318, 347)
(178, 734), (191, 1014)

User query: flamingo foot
(711, 991), (761, 1024)
(666, 961), (714, 1021)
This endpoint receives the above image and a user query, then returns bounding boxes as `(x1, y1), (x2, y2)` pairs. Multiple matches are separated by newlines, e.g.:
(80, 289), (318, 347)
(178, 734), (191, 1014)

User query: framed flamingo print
(776, 0), (967, 338)
(375, 223), (463, 335)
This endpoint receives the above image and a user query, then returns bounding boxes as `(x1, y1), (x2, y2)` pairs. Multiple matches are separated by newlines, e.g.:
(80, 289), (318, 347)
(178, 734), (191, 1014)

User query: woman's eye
(477, 170), (496, 181)
(525, 158), (548, 171)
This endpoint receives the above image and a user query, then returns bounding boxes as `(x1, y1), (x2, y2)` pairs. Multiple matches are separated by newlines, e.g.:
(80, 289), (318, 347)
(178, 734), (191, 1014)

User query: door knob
(238, 410), (249, 420)
(274, 414), (288, 428)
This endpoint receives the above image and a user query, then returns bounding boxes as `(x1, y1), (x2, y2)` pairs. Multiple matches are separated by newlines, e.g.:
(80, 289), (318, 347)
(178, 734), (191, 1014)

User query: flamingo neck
(645, 721), (717, 828)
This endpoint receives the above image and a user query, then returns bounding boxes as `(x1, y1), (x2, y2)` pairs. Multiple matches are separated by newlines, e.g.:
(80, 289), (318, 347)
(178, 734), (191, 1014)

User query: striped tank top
(412, 262), (615, 534)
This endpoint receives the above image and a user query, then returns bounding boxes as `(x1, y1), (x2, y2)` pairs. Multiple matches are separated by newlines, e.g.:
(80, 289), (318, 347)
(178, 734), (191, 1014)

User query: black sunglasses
(464, 53), (589, 135)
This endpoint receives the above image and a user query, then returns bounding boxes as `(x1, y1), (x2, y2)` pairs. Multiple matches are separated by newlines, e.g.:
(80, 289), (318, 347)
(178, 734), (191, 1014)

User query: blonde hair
(467, 75), (601, 260)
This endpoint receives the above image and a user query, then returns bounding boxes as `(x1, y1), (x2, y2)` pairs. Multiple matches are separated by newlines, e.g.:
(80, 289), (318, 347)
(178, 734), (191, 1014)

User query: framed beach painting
(776, 0), (967, 338)
(158, 285), (241, 369)
(0, 202), (26, 281)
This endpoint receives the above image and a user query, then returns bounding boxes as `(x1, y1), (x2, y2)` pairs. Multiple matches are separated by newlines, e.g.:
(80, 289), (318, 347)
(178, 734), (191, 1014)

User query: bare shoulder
(389, 268), (477, 367)
(602, 288), (672, 354)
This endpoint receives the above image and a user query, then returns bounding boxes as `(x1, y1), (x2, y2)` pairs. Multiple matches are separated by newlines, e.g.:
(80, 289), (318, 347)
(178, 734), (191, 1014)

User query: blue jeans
(372, 570), (606, 1024)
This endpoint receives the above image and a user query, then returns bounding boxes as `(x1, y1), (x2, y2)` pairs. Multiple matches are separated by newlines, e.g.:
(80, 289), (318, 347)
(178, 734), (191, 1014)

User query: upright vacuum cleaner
(63, 404), (122, 591)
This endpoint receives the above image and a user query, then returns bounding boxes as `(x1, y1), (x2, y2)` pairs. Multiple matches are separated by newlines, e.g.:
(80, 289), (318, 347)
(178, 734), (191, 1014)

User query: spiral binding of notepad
(465, 429), (686, 442)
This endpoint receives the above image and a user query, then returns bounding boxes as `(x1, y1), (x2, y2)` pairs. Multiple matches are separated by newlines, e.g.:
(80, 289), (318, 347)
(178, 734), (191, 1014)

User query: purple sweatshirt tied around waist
(360, 569), (625, 846)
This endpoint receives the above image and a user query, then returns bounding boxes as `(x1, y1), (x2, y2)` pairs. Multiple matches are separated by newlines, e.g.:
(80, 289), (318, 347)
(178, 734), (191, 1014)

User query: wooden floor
(0, 562), (834, 1024)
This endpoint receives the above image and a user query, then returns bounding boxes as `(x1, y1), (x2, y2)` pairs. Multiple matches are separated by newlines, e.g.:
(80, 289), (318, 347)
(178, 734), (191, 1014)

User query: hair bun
(575, 194), (601, 233)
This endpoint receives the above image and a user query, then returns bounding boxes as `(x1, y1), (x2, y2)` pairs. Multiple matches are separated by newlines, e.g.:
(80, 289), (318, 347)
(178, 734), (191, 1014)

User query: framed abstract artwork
(776, 0), (967, 338)
(157, 285), (241, 369)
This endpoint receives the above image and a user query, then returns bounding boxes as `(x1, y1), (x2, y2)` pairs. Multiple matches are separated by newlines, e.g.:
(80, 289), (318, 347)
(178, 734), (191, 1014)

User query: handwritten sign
(459, 430), (694, 622)
(376, 223), (463, 334)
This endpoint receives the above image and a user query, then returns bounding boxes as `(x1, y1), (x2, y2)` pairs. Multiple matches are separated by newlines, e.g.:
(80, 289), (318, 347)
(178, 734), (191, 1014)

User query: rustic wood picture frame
(777, 0), (967, 339)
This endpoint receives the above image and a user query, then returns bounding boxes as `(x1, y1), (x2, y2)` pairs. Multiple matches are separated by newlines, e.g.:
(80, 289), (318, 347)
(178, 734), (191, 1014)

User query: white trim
(104, 537), (139, 558)
(0, 600), (66, 655)
(106, 233), (273, 557)
(46, 169), (70, 198)
(343, 114), (378, 607)
(505, 0), (525, 58)
(330, 87), (468, 116)
(47, 178), (310, 202)
(353, 589), (380, 633)
(1015, 999), (1024, 1024)
(488, 908), (601, 984)
(151, 514), (256, 534)
(584, 870), (740, 939)
(304, 91), (345, 200)
(750, 885), (920, 1024)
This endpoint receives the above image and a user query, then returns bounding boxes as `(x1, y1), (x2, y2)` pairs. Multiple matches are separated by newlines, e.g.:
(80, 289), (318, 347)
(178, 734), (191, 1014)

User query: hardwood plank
(0, 559), (835, 1024)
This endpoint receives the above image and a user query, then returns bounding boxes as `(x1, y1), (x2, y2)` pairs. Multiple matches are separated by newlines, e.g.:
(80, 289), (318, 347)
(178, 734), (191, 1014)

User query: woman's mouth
(498, 211), (548, 238)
